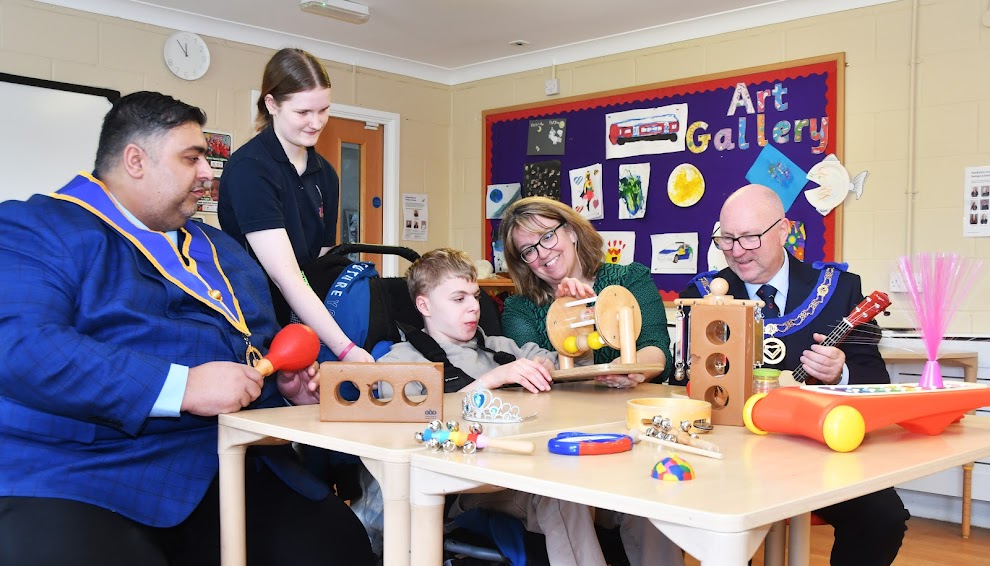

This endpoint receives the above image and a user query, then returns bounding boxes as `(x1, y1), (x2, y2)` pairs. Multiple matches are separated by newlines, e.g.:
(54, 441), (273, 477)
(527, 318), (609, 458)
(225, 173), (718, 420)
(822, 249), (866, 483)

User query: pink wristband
(337, 341), (356, 361)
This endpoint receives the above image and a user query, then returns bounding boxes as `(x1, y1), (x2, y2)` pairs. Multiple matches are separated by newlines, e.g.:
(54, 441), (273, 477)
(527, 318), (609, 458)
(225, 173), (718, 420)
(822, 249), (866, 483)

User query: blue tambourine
(547, 432), (633, 456)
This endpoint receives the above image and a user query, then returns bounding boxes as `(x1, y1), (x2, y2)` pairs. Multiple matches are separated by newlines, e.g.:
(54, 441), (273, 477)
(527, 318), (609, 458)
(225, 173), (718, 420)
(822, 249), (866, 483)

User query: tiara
(462, 388), (534, 423)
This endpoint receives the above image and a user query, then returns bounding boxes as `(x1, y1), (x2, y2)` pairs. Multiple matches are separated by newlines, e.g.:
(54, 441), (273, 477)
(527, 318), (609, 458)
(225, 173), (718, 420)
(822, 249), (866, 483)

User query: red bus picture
(608, 114), (679, 145)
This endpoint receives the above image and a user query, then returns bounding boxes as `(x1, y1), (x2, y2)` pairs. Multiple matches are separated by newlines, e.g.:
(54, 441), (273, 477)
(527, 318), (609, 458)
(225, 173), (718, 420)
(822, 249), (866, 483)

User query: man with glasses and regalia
(680, 183), (909, 566)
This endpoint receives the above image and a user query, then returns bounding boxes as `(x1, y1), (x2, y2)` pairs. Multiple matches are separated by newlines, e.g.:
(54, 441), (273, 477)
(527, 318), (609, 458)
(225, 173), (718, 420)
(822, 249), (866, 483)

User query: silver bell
(469, 423), (484, 435)
(426, 438), (441, 451)
(414, 431), (425, 443)
(446, 420), (459, 432)
(442, 440), (457, 453)
(428, 420), (443, 432)
(462, 441), (477, 454)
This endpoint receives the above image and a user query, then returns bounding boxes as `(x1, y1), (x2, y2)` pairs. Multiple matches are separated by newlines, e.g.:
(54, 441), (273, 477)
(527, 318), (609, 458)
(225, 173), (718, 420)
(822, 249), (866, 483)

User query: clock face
(164, 32), (211, 81)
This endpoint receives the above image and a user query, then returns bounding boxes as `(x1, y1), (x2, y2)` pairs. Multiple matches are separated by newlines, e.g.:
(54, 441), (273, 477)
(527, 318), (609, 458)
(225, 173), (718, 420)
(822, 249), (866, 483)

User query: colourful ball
(651, 455), (695, 481)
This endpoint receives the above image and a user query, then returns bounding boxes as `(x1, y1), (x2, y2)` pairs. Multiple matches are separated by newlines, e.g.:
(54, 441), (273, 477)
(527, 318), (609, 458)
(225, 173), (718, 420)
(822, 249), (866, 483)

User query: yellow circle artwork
(667, 163), (705, 207)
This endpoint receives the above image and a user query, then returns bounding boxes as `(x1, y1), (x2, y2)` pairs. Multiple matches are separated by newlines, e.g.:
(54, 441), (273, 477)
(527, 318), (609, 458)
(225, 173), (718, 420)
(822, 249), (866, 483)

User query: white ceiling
(40, 0), (895, 85)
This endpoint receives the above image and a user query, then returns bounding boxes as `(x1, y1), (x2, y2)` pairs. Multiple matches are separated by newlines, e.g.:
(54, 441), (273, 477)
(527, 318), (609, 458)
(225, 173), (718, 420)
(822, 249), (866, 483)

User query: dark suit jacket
(679, 254), (889, 385)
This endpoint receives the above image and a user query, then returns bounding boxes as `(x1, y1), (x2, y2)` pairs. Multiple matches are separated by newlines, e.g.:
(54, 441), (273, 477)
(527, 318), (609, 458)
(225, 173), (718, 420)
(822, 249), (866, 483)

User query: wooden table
(880, 348), (980, 537)
(217, 382), (677, 566)
(409, 417), (990, 566)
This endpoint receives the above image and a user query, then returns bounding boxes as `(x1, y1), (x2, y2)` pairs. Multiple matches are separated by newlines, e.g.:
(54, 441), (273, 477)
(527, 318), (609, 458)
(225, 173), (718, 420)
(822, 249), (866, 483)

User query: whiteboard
(0, 74), (118, 202)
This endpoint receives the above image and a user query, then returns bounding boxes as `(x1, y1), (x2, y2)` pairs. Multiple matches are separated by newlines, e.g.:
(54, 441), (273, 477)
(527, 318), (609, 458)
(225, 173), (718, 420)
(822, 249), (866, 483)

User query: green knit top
(501, 262), (673, 383)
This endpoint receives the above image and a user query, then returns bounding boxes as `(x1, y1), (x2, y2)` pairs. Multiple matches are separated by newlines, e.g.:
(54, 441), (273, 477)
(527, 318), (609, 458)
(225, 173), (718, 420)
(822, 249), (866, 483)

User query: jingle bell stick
(417, 422), (534, 455)
(628, 428), (723, 460)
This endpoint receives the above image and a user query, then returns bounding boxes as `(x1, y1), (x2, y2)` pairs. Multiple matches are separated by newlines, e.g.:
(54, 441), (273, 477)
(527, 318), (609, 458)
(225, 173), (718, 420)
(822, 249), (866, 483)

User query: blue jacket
(0, 187), (317, 527)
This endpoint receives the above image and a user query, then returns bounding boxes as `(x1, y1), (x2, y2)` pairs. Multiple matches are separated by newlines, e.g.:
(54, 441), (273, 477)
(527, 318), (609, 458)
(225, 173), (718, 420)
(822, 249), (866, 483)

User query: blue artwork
(745, 144), (808, 212)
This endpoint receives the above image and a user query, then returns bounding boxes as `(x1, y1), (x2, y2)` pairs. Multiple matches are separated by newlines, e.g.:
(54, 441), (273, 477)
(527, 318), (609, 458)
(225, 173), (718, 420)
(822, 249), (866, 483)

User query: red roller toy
(743, 382), (990, 452)
(253, 323), (321, 377)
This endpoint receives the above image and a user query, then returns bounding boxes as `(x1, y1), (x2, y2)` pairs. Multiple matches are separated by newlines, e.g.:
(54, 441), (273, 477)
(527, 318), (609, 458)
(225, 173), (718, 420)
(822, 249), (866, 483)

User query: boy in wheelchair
(378, 248), (683, 566)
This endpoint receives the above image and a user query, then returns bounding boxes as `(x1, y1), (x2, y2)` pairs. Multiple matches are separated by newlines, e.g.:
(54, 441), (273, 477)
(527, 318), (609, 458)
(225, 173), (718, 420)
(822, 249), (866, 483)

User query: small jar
(752, 368), (781, 395)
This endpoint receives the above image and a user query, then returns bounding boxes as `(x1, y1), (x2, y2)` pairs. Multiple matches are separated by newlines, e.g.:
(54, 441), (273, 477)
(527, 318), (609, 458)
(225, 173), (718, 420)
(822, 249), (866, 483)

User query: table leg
(218, 426), (262, 566)
(963, 462), (974, 539)
(362, 458), (411, 565)
(787, 512), (811, 566)
(764, 520), (787, 566)
(649, 518), (769, 565)
(960, 357), (978, 539)
(218, 426), (284, 566)
(409, 467), (502, 566)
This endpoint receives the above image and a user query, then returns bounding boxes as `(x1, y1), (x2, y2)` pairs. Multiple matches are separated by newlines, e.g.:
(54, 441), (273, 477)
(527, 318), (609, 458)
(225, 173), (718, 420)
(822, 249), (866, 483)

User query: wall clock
(164, 31), (210, 81)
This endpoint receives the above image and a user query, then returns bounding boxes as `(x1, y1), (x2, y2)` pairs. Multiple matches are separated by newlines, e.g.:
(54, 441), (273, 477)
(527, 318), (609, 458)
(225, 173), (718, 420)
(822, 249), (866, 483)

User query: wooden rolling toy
(674, 278), (763, 426)
(546, 285), (665, 382)
(319, 362), (443, 423)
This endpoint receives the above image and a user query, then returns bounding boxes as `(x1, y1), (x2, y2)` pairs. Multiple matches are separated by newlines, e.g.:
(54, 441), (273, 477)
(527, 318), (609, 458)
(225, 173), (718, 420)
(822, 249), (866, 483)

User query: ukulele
(778, 291), (891, 387)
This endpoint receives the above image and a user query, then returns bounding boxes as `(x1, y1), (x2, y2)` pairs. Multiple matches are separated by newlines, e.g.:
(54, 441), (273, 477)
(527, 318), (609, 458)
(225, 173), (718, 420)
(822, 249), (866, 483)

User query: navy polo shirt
(218, 125), (339, 267)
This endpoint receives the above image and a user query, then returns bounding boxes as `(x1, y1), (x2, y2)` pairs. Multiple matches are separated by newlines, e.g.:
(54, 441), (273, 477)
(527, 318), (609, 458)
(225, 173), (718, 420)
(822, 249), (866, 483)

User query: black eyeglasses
(711, 218), (782, 251)
(519, 222), (566, 264)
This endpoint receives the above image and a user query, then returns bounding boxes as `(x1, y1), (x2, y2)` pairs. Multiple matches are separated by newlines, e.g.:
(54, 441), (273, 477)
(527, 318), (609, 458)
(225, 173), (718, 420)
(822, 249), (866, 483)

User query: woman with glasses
(497, 196), (682, 566)
(498, 196), (673, 388)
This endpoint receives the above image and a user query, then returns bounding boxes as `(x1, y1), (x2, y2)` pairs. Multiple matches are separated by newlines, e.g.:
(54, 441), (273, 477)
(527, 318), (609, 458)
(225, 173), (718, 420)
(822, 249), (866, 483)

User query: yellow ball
(587, 331), (604, 350)
(563, 335), (579, 354)
(822, 405), (865, 453)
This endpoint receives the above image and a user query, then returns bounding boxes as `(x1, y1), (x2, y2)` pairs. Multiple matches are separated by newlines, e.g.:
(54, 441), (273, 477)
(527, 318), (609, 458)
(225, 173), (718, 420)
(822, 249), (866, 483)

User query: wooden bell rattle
(252, 323), (320, 377)
(629, 415), (723, 460)
(546, 285), (665, 382)
(414, 420), (534, 454)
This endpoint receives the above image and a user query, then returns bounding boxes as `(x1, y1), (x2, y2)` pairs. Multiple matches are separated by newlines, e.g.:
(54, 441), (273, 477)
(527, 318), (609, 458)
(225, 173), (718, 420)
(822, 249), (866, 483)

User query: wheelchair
(287, 244), (637, 565)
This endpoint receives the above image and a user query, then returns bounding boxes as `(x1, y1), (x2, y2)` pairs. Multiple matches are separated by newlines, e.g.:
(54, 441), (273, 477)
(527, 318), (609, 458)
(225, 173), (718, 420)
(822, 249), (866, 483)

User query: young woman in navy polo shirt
(219, 48), (372, 363)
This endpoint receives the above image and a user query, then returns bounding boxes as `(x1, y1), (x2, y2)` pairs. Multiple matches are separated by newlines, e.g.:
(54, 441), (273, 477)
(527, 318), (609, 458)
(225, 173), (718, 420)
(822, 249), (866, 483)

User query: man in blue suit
(0, 92), (373, 566)
(680, 184), (909, 566)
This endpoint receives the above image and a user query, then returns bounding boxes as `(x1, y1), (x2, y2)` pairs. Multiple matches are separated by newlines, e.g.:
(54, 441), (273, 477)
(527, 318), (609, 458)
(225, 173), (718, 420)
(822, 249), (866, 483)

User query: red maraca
(253, 323), (320, 377)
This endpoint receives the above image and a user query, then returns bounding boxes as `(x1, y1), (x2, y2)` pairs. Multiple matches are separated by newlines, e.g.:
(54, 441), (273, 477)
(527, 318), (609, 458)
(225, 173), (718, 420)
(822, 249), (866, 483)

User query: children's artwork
(785, 220), (806, 261)
(745, 144), (807, 212)
(203, 130), (232, 171)
(527, 118), (566, 156)
(706, 222), (727, 272)
(599, 231), (636, 265)
(569, 163), (604, 220)
(523, 160), (561, 199)
(605, 103), (688, 160)
(804, 154), (866, 216)
(667, 163), (705, 208)
(617, 163), (650, 219)
(650, 232), (698, 275)
(486, 183), (521, 219)
(491, 239), (506, 272)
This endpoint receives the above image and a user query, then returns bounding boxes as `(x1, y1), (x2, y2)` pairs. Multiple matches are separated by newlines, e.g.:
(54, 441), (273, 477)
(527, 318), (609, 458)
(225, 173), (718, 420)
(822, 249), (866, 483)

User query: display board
(0, 73), (119, 202)
(483, 54), (845, 300)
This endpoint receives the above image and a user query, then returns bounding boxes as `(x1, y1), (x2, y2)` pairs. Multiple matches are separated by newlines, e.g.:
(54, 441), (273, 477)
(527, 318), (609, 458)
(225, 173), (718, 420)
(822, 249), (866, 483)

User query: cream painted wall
(0, 0), (451, 270)
(3, 0), (989, 331)
(451, 0), (990, 334)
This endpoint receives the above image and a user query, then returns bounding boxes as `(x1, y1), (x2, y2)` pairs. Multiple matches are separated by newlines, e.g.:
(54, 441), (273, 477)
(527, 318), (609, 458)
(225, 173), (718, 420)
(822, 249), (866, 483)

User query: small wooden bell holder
(547, 284), (665, 382)
(318, 362), (443, 423)
(674, 278), (764, 426)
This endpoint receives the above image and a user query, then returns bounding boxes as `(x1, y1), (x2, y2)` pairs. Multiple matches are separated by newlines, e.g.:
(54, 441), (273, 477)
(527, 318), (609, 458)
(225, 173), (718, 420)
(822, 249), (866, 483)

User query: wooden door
(317, 116), (384, 268)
